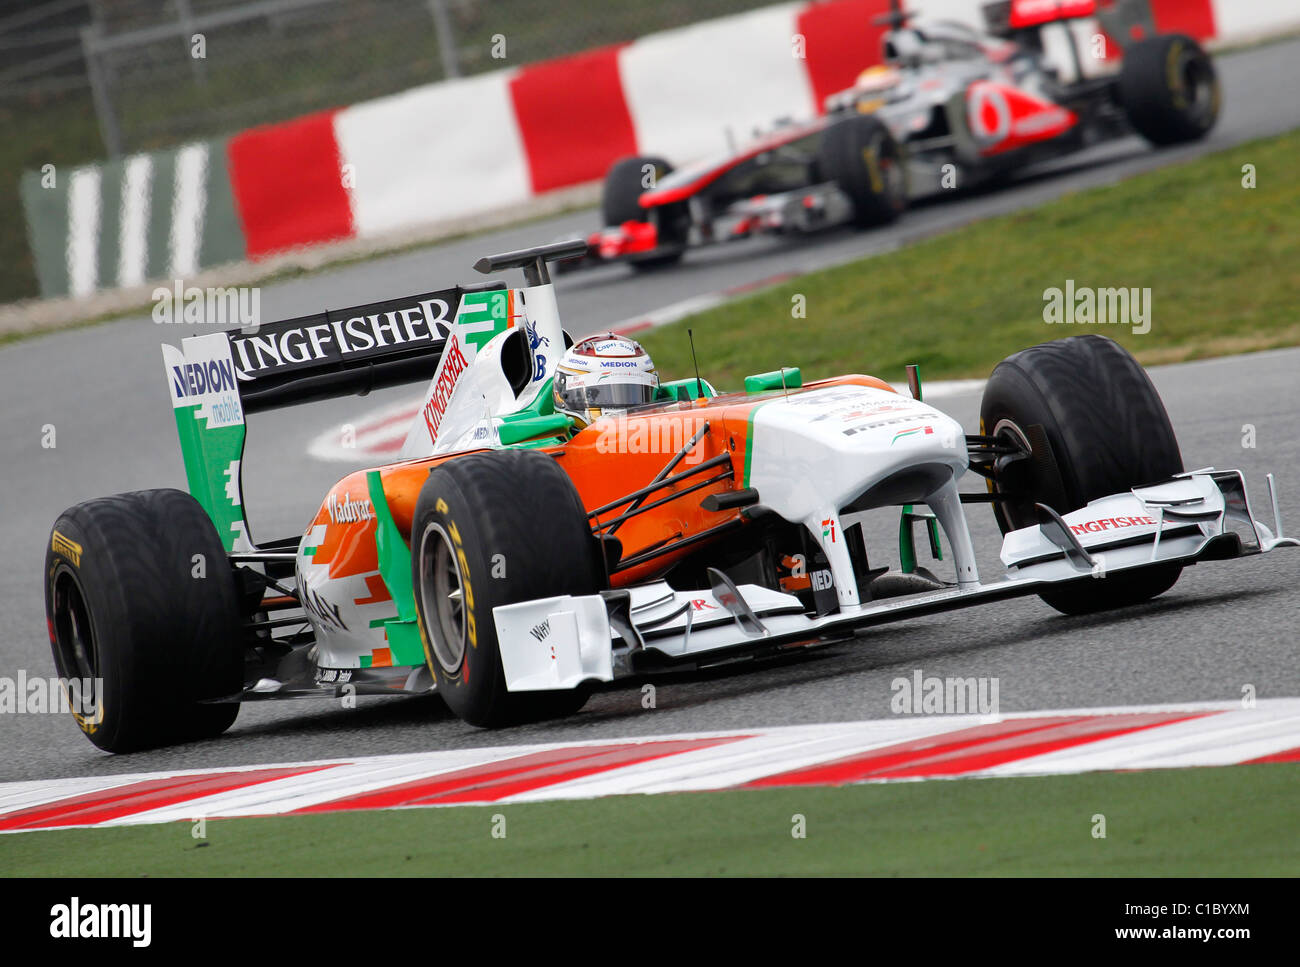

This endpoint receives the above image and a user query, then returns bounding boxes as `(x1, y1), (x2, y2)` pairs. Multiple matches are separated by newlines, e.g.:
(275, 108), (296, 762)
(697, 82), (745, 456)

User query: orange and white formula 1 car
(45, 240), (1294, 751)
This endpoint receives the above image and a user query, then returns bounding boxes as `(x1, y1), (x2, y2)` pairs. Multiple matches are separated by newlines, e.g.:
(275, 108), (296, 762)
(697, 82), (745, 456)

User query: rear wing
(160, 283), (502, 552)
(160, 239), (586, 553)
(982, 0), (1156, 48)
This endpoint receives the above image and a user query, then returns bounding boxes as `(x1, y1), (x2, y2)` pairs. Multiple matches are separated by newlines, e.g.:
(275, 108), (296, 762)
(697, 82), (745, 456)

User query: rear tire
(1119, 34), (1220, 146)
(44, 489), (242, 753)
(818, 114), (907, 227)
(411, 449), (601, 727)
(602, 155), (688, 269)
(980, 335), (1183, 615)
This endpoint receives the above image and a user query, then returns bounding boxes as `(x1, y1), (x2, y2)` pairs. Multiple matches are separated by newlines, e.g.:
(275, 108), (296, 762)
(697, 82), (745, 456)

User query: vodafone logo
(967, 83), (1011, 144)
(966, 81), (1077, 154)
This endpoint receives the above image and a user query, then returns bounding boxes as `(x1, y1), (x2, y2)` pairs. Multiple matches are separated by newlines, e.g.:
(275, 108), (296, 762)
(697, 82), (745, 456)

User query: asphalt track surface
(2, 39), (1298, 782)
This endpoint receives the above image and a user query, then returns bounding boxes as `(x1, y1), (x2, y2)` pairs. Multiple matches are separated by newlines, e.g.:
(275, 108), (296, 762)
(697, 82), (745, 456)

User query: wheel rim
(867, 133), (906, 211)
(418, 522), (467, 674)
(881, 152), (906, 209)
(991, 418), (1036, 529)
(50, 568), (101, 720)
(1178, 54), (1216, 125)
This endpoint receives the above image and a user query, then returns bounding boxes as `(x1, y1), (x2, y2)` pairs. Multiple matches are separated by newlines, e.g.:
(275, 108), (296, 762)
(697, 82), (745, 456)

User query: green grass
(3, 764), (1296, 876)
(642, 128), (1300, 388)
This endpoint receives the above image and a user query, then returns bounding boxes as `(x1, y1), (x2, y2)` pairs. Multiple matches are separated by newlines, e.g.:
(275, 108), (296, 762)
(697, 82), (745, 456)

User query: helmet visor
(556, 373), (657, 414)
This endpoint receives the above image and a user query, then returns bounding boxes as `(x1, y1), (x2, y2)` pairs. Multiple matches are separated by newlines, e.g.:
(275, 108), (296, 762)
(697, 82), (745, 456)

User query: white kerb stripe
(117, 153), (153, 287)
(169, 142), (209, 278)
(1210, 0), (1300, 42)
(336, 70), (531, 237)
(619, 3), (812, 163)
(66, 165), (101, 298)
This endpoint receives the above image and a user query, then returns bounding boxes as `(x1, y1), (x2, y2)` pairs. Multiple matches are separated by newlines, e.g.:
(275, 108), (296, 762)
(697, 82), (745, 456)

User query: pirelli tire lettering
(409, 449), (600, 727)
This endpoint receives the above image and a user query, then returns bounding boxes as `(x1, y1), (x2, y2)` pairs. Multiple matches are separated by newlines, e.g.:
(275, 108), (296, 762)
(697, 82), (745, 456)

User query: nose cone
(744, 384), (966, 523)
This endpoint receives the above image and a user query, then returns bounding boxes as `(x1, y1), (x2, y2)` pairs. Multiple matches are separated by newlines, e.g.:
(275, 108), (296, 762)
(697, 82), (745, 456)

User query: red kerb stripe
(510, 44), (638, 194)
(295, 736), (747, 811)
(227, 110), (354, 259)
(796, 0), (891, 115)
(746, 712), (1214, 787)
(1244, 746), (1300, 765)
(0, 765), (338, 831)
(1147, 0), (1216, 41)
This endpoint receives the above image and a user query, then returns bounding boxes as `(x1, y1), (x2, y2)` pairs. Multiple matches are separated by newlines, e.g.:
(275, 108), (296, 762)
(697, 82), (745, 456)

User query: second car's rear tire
(1119, 34), (1220, 146)
(980, 335), (1184, 615)
(818, 114), (907, 227)
(44, 489), (243, 753)
(411, 449), (602, 727)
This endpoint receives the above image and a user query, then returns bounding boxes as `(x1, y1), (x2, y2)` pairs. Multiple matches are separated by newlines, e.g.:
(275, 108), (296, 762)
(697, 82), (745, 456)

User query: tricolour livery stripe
(2, 701), (1296, 834)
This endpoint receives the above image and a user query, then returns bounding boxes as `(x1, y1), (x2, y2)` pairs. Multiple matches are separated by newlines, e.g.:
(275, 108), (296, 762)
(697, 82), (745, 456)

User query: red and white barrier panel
(28, 0), (1295, 296)
(223, 0), (1298, 262)
(2, 699), (1296, 833)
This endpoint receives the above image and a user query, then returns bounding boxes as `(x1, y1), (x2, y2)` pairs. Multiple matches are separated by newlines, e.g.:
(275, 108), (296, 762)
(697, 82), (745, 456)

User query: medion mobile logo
(170, 357), (238, 400)
(49, 897), (151, 947)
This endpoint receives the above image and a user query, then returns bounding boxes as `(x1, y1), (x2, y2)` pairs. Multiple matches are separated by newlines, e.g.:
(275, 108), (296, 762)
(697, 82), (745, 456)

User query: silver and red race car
(571, 0), (1219, 270)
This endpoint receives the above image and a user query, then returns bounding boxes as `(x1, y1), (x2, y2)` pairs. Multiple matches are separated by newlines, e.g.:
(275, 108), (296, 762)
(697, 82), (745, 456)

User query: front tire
(1119, 34), (1220, 146)
(980, 335), (1183, 615)
(411, 449), (601, 727)
(602, 155), (688, 270)
(44, 489), (242, 752)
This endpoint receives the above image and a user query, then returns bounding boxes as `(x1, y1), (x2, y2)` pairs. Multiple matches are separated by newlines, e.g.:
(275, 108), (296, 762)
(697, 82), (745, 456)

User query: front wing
(494, 468), (1298, 692)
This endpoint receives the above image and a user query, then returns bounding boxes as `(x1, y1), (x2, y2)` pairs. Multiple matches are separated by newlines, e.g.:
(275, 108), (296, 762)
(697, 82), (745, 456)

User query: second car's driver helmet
(553, 333), (659, 428)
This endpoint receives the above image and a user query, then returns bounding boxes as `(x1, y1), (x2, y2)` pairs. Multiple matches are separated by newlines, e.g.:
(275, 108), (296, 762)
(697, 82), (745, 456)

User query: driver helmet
(855, 64), (902, 94)
(552, 333), (659, 429)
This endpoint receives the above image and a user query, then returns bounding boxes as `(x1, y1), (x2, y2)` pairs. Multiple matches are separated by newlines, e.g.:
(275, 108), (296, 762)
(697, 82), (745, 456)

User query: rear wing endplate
(160, 284), (497, 551)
